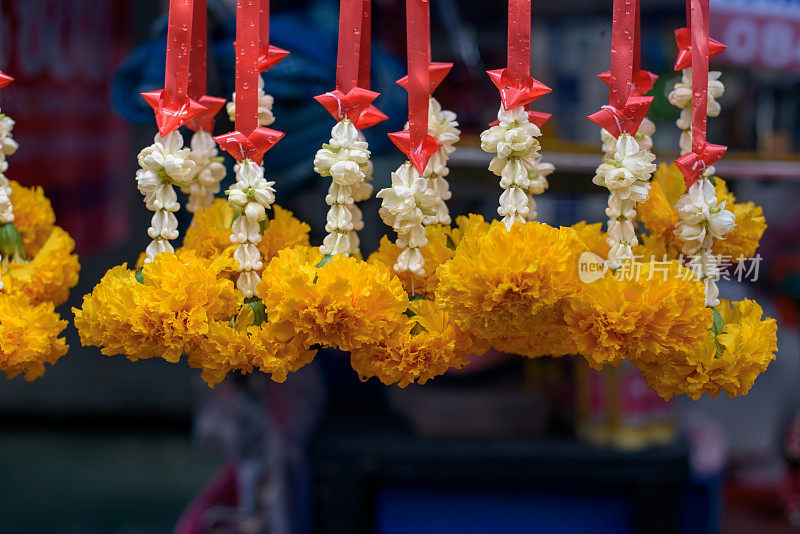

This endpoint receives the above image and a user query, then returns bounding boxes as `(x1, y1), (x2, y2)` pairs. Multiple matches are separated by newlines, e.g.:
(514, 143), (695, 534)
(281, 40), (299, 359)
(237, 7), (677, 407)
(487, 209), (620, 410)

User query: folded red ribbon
(673, 27), (726, 71)
(314, 87), (380, 124)
(489, 110), (551, 128)
(354, 105), (388, 130)
(396, 62), (453, 93)
(597, 69), (658, 97)
(186, 96), (227, 133)
(258, 0), (290, 71)
(487, 68), (551, 111)
(0, 72), (13, 89)
(587, 96), (653, 138)
(214, 127), (284, 164)
(388, 130), (441, 176)
(675, 143), (726, 186)
(141, 90), (208, 137)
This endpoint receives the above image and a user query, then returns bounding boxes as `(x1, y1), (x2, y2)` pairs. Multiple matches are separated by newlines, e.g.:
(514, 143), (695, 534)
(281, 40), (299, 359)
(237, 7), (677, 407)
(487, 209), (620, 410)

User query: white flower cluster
(0, 110), (18, 290)
(601, 117), (655, 157)
(313, 119), (371, 256)
(136, 131), (198, 262)
(593, 133), (656, 269)
(227, 75), (275, 127)
(480, 105), (546, 230)
(674, 178), (735, 306)
(377, 162), (436, 276)
(181, 130), (227, 213)
(227, 160), (276, 297)
(407, 97), (460, 225)
(669, 69), (724, 174)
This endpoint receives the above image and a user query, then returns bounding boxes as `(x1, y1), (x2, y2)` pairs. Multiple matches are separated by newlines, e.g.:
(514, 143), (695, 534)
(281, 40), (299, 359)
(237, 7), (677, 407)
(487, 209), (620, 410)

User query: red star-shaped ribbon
(490, 110), (551, 128)
(675, 142), (727, 188)
(597, 69), (658, 97)
(674, 27), (727, 71)
(258, 45), (290, 72)
(396, 62), (453, 94)
(213, 127), (284, 164)
(185, 96), (227, 133)
(587, 95), (653, 138)
(141, 90), (208, 137)
(487, 68), (551, 110)
(314, 87), (380, 124)
(354, 105), (388, 130)
(388, 130), (441, 175)
(0, 72), (13, 89)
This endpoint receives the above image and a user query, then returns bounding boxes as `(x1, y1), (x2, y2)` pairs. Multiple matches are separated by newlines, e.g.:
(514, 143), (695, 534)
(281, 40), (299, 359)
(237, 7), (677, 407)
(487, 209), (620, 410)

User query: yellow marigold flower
(571, 221), (609, 259)
(435, 221), (583, 343)
(714, 200), (766, 262)
(259, 205), (312, 262)
(187, 306), (315, 387)
(639, 180), (680, 242)
(636, 299), (777, 400)
(493, 304), (578, 358)
(73, 250), (238, 363)
(449, 213), (491, 246)
(3, 226), (80, 306)
(368, 224), (456, 297)
(8, 180), (56, 258)
(350, 299), (475, 387)
(259, 246), (408, 351)
(563, 261), (712, 369)
(0, 292), (68, 381)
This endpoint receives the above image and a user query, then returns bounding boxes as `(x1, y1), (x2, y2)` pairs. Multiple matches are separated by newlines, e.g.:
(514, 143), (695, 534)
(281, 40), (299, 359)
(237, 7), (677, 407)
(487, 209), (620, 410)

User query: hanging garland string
(675, 0), (726, 187)
(142, 0), (207, 135)
(215, 0), (284, 163)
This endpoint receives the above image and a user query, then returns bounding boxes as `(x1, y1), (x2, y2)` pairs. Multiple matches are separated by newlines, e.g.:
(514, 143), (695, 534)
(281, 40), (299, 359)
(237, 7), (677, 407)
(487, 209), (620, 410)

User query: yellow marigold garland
(258, 245), (409, 352)
(73, 249), (238, 363)
(435, 220), (582, 343)
(3, 226), (80, 306)
(635, 299), (777, 400)
(350, 299), (477, 387)
(563, 261), (713, 369)
(8, 180), (56, 258)
(0, 292), (68, 381)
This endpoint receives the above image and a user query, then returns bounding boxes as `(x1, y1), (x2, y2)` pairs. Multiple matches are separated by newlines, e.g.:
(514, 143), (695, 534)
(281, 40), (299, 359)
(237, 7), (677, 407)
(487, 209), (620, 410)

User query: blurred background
(0, 0), (798, 532)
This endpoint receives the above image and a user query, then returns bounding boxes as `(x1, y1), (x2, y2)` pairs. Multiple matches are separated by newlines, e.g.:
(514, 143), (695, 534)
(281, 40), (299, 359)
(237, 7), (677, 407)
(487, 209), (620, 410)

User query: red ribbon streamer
(0, 72), (13, 89)
(163, 0), (194, 109)
(336, 0), (364, 92)
(357, 1), (372, 89)
(188, 0), (207, 100)
(609, 0), (635, 108)
(507, 0), (531, 84)
(675, 0), (727, 186)
(234, 0), (260, 136)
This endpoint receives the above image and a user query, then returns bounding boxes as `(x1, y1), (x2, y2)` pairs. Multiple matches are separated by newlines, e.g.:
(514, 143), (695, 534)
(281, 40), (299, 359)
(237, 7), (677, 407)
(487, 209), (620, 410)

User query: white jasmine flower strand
(593, 133), (656, 269)
(669, 69), (724, 176)
(181, 129), (227, 213)
(414, 97), (460, 225)
(480, 105), (544, 229)
(136, 131), (198, 262)
(313, 119), (370, 257)
(227, 75), (276, 126)
(601, 117), (655, 157)
(377, 162), (436, 277)
(0, 110), (18, 290)
(226, 159), (276, 298)
(674, 178), (735, 306)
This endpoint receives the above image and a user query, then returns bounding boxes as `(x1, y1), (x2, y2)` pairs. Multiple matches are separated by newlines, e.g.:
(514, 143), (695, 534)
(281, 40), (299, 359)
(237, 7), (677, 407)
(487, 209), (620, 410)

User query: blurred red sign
(0, 0), (132, 254)
(712, 6), (800, 71)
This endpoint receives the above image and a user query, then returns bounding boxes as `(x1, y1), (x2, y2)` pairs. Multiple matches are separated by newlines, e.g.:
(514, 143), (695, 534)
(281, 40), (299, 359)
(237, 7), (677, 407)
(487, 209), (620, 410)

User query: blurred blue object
(377, 488), (633, 534)
(112, 1), (406, 194)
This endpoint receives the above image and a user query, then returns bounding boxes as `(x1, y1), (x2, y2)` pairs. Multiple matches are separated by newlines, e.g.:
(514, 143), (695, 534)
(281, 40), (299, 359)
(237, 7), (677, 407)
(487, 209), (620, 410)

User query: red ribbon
(673, 27), (726, 71)
(358, 0), (372, 89)
(314, 87), (380, 124)
(588, 0), (653, 137)
(675, 0), (727, 186)
(389, 0), (440, 174)
(142, 0), (207, 136)
(214, 0), (283, 162)
(184, 0), (227, 132)
(0, 72), (13, 89)
(258, 0), (290, 71)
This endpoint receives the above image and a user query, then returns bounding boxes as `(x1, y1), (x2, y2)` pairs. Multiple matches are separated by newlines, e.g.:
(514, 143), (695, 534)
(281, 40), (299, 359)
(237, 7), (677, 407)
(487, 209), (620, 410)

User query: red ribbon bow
(674, 0), (727, 187)
(141, 90), (208, 137)
(675, 143), (726, 185)
(396, 62), (453, 94)
(597, 69), (658, 97)
(487, 68), (551, 111)
(0, 72), (13, 89)
(314, 87), (380, 124)
(674, 27), (726, 71)
(587, 96), (653, 137)
(214, 128), (285, 164)
(186, 96), (227, 133)
(387, 130), (441, 175)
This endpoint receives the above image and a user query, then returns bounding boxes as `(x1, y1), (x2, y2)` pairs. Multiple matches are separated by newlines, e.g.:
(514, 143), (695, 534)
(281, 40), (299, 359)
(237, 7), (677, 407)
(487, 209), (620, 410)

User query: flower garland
(479, 105), (543, 230)
(226, 159), (276, 297)
(419, 97), (459, 225)
(0, 109), (20, 289)
(182, 129), (227, 213)
(669, 68), (724, 165)
(135, 131), (198, 262)
(313, 119), (371, 257)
